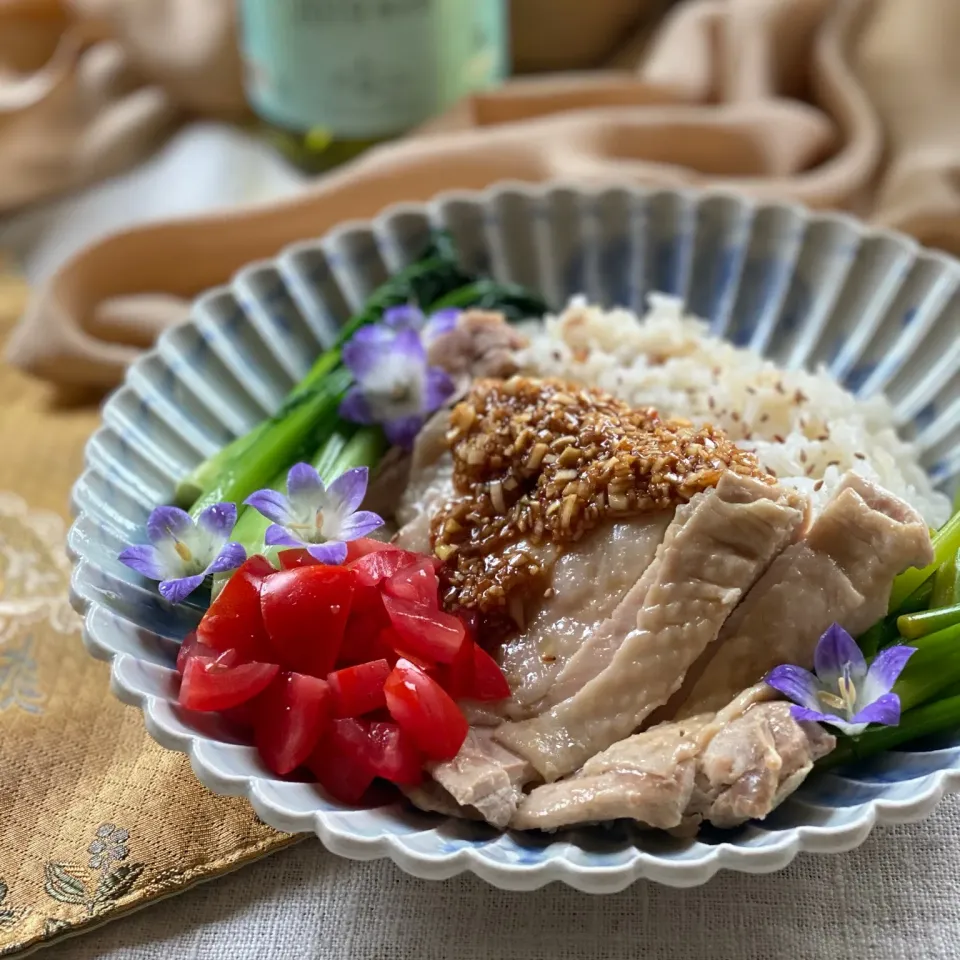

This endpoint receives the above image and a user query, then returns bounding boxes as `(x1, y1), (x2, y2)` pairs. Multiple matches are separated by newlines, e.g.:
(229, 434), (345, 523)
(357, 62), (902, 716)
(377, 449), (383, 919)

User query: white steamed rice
(519, 295), (951, 527)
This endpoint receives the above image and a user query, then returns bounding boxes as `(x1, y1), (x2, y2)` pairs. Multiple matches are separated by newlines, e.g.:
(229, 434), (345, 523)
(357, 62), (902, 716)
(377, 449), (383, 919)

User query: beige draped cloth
(3, 0), (960, 389)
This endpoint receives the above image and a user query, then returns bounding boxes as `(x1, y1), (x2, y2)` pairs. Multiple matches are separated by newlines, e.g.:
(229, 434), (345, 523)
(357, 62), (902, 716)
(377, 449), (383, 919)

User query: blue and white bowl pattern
(69, 184), (960, 892)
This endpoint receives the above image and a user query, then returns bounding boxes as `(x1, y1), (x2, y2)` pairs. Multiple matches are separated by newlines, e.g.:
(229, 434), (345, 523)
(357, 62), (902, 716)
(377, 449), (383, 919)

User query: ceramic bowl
(69, 183), (960, 892)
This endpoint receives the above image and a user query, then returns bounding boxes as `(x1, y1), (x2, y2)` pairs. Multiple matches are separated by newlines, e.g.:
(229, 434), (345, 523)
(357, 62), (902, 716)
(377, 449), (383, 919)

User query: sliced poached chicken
(499, 511), (674, 716)
(668, 473), (934, 718)
(493, 475), (807, 782)
(510, 689), (835, 832)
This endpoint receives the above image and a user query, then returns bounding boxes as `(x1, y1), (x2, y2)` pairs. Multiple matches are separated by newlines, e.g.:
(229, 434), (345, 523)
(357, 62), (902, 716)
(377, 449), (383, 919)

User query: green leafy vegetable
(931, 548), (960, 608)
(893, 620), (960, 712)
(888, 509), (960, 612)
(832, 504), (960, 769)
(858, 580), (933, 655)
(188, 366), (353, 518)
(898, 602), (960, 640)
(177, 231), (548, 514)
(856, 618), (900, 658)
(428, 279), (552, 321)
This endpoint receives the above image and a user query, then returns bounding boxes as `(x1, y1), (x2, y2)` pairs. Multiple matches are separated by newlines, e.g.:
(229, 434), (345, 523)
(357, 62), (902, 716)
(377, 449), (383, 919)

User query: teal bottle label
(239, 0), (508, 139)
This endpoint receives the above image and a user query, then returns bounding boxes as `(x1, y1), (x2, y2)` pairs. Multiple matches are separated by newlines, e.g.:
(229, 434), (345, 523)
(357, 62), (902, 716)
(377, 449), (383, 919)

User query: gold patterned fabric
(0, 264), (298, 959)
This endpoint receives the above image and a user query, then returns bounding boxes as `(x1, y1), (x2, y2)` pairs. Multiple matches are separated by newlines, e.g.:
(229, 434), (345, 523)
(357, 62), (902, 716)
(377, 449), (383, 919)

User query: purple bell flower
(119, 503), (245, 604)
(766, 623), (915, 736)
(244, 462), (384, 565)
(339, 320), (456, 451)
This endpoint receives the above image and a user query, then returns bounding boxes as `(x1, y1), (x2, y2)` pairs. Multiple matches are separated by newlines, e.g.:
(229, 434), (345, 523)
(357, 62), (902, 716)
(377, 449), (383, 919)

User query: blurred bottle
(238, 0), (508, 173)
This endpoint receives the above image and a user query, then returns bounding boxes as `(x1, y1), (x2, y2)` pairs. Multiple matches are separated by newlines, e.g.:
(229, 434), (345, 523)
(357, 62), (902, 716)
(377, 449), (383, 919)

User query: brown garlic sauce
(430, 376), (772, 640)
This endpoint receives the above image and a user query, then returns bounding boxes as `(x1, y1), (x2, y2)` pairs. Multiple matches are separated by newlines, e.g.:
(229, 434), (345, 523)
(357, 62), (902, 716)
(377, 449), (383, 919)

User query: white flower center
(817, 662), (859, 719)
(157, 527), (213, 577)
(365, 355), (423, 420)
(286, 498), (342, 544)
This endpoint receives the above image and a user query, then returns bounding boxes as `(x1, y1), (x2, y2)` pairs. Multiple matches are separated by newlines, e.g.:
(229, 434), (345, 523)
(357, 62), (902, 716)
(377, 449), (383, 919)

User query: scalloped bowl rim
(68, 181), (960, 891)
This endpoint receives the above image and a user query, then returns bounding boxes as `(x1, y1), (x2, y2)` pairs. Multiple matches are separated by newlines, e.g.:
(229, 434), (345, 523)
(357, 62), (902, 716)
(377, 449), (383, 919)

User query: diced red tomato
(220, 701), (256, 729)
(348, 547), (421, 587)
(391, 653), (434, 676)
(344, 538), (398, 563)
(337, 569), (390, 666)
(383, 558), (440, 608)
(384, 634), (435, 673)
(277, 549), (320, 570)
(327, 659), (391, 717)
(437, 635), (510, 703)
(176, 632), (198, 672)
(185, 541), (496, 798)
(457, 608), (480, 639)
(337, 606), (393, 667)
(179, 657), (278, 712)
(352, 577), (385, 610)
(254, 672), (332, 775)
(442, 633), (476, 700)
(196, 555), (275, 662)
(312, 717), (423, 788)
(175, 631), (222, 673)
(260, 564), (355, 677)
(364, 707), (394, 724)
(382, 594), (465, 664)
(308, 719), (376, 803)
(364, 721), (423, 785)
(383, 659), (469, 761)
(350, 579), (389, 627)
(469, 644), (511, 701)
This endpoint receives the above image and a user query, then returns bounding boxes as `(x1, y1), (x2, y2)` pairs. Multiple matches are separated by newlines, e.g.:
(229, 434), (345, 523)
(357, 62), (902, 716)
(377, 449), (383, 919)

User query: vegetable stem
(174, 348), (344, 508)
(893, 620), (960, 713)
(898, 602), (960, 640)
(888, 510), (960, 612)
(188, 366), (353, 518)
(175, 442), (244, 508)
(858, 580), (933, 655)
(856, 618), (900, 658)
(427, 279), (552, 321)
(328, 424), (388, 479)
(931, 548), (960, 608)
(175, 234), (548, 515)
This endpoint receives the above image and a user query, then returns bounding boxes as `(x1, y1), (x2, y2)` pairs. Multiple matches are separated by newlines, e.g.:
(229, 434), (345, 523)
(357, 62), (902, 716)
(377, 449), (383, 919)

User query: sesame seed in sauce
(434, 376), (771, 618)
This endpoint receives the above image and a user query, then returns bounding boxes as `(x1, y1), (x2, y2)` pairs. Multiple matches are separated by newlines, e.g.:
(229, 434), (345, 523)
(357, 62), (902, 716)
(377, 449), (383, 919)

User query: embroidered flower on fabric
(87, 825), (129, 871)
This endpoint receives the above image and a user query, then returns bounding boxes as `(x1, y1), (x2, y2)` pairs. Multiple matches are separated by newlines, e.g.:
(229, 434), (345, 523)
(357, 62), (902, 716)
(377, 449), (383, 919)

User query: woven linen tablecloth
(48, 804), (960, 960)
